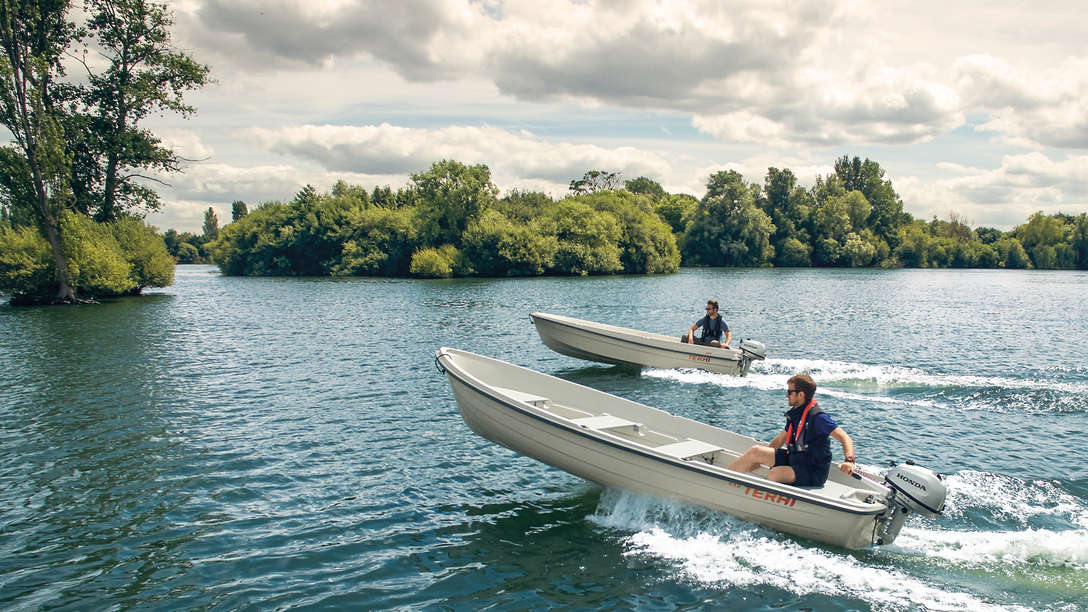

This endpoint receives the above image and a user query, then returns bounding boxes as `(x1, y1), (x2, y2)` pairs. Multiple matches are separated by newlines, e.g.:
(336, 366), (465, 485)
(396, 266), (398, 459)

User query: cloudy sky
(140, 0), (1088, 233)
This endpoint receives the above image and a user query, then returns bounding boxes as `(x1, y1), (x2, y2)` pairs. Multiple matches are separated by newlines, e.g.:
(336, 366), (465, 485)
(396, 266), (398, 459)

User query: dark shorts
(774, 448), (829, 487)
(680, 335), (721, 347)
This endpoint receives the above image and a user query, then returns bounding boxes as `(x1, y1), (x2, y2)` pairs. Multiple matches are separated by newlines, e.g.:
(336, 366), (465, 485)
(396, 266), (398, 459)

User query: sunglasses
(786, 389), (802, 395)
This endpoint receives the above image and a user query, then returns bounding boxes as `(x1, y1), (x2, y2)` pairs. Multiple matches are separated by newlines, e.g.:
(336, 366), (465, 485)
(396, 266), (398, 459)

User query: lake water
(1, 265), (1086, 610)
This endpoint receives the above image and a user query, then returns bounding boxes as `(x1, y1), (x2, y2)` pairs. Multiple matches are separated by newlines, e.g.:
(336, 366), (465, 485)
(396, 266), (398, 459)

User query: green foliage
(995, 238), (1032, 269)
(496, 189), (553, 222)
(60, 211), (134, 295)
(231, 200), (248, 221)
(202, 207), (219, 241)
(461, 209), (555, 276)
(572, 191), (680, 274)
(410, 245), (464, 278)
(533, 200), (621, 275)
(413, 160), (497, 246)
(0, 223), (54, 296)
(73, 0), (211, 220)
(776, 237), (811, 267)
(175, 241), (198, 263)
(1, 211), (173, 301)
(833, 156), (907, 250)
(625, 176), (666, 201)
(202, 161), (1088, 280)
(110, 215), (174, 289)
(654, 194), (696, 236)
(569, 170), (622, 194)
(683, 170), (773, 267)
(329, 207), (417, 276)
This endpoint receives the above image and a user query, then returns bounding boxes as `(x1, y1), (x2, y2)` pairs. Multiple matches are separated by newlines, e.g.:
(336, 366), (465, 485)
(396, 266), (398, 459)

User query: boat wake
(589, 471), (1088, 611)
(643, 358), (1088, 414)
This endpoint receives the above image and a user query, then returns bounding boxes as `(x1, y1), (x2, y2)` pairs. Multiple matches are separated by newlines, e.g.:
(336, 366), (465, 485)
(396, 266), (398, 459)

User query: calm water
(1, 265), (1086, 611)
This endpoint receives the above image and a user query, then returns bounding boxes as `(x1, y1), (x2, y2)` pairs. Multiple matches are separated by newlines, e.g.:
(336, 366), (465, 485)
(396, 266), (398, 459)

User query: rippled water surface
(1, 266), (1086, 610)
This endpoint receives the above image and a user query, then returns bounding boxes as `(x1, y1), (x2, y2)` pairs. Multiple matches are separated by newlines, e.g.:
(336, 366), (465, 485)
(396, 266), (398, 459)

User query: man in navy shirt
(682, 300), (730, 347)
(727, 374), (856, 487)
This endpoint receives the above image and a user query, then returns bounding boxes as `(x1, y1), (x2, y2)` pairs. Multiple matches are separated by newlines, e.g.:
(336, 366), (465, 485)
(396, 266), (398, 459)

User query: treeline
(208, 157), (1088, 278)
(211, 161), (680, 277)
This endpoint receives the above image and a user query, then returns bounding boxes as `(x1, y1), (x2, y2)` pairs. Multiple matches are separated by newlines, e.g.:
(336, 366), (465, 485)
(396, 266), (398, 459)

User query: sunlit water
(1, 266), (1085, 610)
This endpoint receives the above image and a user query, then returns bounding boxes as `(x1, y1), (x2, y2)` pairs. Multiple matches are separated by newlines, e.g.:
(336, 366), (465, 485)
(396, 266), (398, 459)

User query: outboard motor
(877, 461), (947, 545)
(738, 339), (766, 360)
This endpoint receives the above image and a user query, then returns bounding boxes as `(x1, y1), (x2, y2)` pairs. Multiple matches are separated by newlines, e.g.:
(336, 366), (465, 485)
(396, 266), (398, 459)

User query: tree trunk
(40, 212), (75, 302)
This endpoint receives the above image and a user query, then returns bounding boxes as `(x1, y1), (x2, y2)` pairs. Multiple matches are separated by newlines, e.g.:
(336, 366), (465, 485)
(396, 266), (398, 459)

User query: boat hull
(437, 347), (889, 549)
(530, 312), (759, 376)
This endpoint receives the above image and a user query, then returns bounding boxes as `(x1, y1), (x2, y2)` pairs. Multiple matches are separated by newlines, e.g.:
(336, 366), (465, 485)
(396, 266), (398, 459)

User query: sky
(131, 0), (1088, 233)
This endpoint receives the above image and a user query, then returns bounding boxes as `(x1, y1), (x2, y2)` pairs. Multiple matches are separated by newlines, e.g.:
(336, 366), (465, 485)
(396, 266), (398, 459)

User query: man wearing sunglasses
(681, 299), (730, 348)
(727, 374), (856, 487)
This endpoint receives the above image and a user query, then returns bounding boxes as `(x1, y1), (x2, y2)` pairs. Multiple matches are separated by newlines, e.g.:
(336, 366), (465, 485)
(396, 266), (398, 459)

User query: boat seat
(655, 439), (722, 459)
(494, 387), (549, 408)
(571, 414), (640, 431)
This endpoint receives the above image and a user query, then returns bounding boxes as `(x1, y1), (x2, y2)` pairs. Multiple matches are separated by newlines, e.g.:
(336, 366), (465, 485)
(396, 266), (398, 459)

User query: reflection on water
(1, 265), (1086, 610)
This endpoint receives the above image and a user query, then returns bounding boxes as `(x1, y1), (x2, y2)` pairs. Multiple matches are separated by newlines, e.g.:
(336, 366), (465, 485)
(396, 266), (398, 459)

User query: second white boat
(530, 312), (767, 376)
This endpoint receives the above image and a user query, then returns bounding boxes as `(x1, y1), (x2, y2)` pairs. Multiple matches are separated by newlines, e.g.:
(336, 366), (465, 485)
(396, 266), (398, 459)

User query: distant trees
(203, 156), (1088, 280)
(210, 160), (680, 278)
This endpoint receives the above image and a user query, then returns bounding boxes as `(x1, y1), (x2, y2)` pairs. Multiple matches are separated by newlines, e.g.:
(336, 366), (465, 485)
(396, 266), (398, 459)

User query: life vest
(784, 399), (832, 467)
(700, 315), (724, 342)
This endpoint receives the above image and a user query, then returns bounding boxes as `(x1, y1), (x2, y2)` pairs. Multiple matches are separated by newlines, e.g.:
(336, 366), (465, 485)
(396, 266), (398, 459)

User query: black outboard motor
(877, 461), (947, 545)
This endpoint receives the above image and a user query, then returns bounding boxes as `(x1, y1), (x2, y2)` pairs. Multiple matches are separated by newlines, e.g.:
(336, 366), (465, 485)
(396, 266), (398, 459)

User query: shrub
(410, 245), (469, 278)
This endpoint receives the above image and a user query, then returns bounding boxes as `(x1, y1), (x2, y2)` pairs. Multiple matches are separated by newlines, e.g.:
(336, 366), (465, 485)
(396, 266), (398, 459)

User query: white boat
(530, 312), (767, 376)
(436, 347), (947, 549)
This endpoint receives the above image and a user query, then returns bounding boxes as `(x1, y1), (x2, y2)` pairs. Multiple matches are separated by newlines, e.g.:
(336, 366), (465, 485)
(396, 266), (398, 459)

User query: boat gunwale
(438, 347), (884, 518)
(530, 312), (750, 366)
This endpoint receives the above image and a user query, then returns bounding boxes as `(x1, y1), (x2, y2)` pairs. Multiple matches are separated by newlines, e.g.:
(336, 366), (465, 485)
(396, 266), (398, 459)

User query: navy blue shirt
(694, 315), (727, 341)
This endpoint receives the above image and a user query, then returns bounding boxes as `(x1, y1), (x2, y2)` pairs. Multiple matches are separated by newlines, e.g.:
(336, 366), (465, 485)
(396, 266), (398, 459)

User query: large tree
(0, 0), (78, 300)
(684, 170), (774, 266)
(70, 0), (210, 221)
(1, 0), (207, 301)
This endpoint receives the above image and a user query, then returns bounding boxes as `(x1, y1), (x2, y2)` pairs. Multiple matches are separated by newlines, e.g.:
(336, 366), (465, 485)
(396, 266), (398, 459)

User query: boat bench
(571, 414), (642, 433)
(494, 387), (550, 408)
(654, 439), (723, 459)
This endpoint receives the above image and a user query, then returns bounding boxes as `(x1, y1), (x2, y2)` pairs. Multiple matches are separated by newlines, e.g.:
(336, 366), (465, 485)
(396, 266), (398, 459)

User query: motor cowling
(738, 339), (766, 360)
(884, 462), (946, 518)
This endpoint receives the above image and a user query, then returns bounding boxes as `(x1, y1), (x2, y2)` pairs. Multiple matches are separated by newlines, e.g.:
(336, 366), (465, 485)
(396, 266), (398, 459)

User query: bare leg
(727, 445), (775, 473)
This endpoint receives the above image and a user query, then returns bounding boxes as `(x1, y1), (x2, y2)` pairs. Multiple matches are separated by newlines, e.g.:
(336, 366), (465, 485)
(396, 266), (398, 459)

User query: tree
(625, 176), (666, 200)
(412, 159), (497, 246)
(834, 156), (906, 249)
(231, 200), (247, 222)
(683, 170), (774, 266)
(202, 206), (217, 241)
(70, 0), (210, 221)
(569, 170), (622, 194)
(0, 0), (78, 300)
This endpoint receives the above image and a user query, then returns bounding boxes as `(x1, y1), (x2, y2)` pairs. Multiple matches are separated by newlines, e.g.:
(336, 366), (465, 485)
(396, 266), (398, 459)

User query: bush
(410, 245), (459, 278)
(110, 216), (175, 291)
(462, 210), (556, 276)
(775, 237), (811, 266)
(0, 224), (55, 297)
(61, 212), (136, 296)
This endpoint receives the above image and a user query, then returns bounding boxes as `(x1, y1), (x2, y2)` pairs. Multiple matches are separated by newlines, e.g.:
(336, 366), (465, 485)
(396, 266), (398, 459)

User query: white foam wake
(942, 471), (1087, 526)
(643, 357), (1088, 410)
(888, 525), (1088, 569)
(589, 489), (1032, 611)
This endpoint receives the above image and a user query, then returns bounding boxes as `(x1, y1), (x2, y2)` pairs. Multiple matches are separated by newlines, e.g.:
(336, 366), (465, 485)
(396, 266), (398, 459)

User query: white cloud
(113, 1), (1088, 230)
(896, 153), (1088, 228)
(244, 123), (672, 187)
